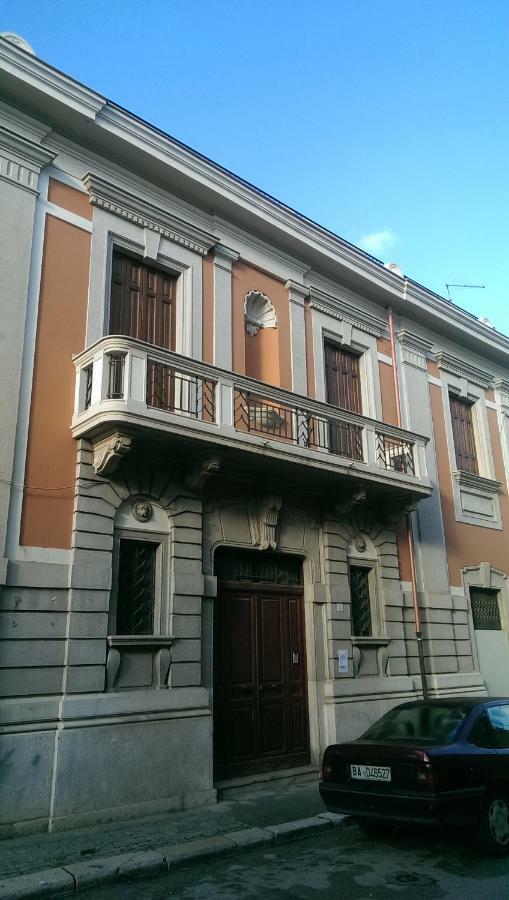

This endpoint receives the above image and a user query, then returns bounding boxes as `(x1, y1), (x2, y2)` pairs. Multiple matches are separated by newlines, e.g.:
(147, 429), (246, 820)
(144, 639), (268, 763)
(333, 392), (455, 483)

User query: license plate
(351, 764), (391, 782)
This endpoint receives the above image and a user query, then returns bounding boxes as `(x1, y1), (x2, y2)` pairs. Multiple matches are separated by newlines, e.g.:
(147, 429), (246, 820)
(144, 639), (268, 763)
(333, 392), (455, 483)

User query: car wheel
(477, 792), (509, 855)
(357, 817), (391, 838)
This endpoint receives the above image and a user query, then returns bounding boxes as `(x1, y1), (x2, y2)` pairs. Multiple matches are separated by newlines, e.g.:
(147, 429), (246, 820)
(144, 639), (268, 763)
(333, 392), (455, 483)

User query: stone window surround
(311, 310), (382, 421)
(462, 563), (509, 671)
(439, 368), (502, 530)
(494, 380), (509, 490)
(85, 207), (204, 361)
(347, 544), (385, 644)
(111, 499), (172, 637)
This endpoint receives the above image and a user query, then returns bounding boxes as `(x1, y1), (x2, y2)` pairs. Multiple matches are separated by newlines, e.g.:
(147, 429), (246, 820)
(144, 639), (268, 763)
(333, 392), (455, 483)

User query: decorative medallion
(353, 534), (367, 553)
(132, 499), (154, 523)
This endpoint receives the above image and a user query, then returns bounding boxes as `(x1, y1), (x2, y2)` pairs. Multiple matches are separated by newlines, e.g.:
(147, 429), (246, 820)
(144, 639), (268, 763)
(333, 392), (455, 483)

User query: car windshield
(361, 703), (471, 743)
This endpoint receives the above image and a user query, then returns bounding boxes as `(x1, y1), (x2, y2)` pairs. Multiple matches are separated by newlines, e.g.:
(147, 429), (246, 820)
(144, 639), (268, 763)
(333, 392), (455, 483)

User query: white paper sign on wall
(337, 649), (349, 674)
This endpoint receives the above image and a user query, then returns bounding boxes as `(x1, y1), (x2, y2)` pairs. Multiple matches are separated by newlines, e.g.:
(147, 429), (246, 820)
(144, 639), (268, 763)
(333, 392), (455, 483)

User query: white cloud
(358, 228), (397, 257)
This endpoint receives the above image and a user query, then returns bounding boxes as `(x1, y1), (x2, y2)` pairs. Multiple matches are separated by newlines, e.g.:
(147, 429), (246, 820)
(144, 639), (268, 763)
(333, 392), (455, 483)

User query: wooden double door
(213, 584), (310, 780)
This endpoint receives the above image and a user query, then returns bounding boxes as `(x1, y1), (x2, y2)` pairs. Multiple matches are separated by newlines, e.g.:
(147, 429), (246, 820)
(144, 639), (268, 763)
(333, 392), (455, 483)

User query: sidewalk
(0, 775), (347, 898)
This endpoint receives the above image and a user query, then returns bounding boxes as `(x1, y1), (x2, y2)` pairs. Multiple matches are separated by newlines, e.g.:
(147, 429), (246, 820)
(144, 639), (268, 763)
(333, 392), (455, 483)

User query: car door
(485, 704), (509, 792)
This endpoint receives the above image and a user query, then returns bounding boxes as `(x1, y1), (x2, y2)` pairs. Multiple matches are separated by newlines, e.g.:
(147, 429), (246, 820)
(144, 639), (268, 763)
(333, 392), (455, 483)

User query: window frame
(440, 371), (502, 529)
(348, 560), (382, 639)
(449, 393), (479, 475)
(110, 527), (169, 637)
(109, 249), (178, 352)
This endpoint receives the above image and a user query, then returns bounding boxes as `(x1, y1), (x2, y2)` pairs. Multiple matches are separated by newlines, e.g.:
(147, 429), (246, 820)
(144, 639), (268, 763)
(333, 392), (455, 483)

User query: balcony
(72, 337), (432, 506)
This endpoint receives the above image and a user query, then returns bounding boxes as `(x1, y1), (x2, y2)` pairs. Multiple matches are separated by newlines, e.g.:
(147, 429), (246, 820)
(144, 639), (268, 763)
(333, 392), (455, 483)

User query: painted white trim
(440, 373), (502, 529)
(13, 546), (72, 564)
(377, 352), (393, 366)
(85, 207), (203, 359)
(427, 374), (442, 387)
(311, 307), (381, 419)
(45, 201), (93, 233)
(5, 170), (49, 560)
(485, 399), (498, 411)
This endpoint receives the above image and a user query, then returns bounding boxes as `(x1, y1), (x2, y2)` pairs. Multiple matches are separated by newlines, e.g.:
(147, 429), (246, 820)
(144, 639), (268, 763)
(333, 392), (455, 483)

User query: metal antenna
(445, 283), (485, 302)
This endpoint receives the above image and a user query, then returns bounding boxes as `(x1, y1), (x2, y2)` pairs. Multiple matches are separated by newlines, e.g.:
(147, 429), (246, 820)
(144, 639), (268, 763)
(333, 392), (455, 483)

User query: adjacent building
(1, 33), (509, 836)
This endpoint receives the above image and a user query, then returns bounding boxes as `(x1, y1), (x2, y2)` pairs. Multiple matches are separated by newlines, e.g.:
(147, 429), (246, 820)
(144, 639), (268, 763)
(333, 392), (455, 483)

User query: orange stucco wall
(244, 325), (280, 384)
(426, 359), (441, 380)
(232, 261), (292, 389)
(20, 214), (91, 548)
(429, 382), (509, 584)
(202, 254), (214, 364)
(48, 178), (93, 220)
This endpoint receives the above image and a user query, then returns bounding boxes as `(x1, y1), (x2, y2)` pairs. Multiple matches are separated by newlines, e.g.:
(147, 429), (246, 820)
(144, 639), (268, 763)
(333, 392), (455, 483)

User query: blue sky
(3, 0), (509, 333)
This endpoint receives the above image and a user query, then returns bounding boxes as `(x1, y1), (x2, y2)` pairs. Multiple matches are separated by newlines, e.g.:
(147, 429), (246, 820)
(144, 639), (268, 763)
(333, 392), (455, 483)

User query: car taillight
(416, 762), (435, 789)
(321, 764), (333, 782)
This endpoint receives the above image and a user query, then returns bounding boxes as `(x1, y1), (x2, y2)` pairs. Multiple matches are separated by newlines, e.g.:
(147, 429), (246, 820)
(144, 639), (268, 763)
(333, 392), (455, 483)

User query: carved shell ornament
(244, 291), (278, 336)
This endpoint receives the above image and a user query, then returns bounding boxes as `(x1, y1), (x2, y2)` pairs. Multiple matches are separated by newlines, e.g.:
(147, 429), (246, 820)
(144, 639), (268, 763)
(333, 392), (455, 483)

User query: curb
(0, 813), (347, 898)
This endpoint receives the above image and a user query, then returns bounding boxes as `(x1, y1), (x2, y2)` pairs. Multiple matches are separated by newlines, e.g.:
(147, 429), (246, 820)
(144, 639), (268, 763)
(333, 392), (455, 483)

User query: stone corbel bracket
(334, 487), (366, 519)
(185, 454), (223, 490)
(93, 432), (132, 476)
(381, 497), (418, 527)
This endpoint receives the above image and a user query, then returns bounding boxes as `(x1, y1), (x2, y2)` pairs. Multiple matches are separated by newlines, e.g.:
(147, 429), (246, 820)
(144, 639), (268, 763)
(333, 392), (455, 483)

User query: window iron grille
(84, 365), (93, 410)
(376, 433), (415, 475)
(350, 565), (372, 637)
(470, 587), (502, 631)
(107, 353), (126, 400)
(147, 360), (216, 421)
(115, 539), (157, 635)
(215, 549), (303, 585)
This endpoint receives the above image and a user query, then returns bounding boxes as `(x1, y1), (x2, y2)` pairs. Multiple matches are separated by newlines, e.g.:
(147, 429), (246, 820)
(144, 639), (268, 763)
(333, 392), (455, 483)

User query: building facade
(1, 34), (509, 836)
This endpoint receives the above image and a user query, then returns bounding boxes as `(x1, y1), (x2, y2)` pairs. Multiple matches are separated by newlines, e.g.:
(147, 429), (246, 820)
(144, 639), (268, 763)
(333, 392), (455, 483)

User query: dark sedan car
(319, 698), (509, 854)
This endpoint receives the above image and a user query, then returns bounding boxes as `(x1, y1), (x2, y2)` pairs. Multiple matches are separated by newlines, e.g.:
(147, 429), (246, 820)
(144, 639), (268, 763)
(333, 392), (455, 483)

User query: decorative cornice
(494, 379), (509, 414)
(285, 280), (309, 304)
(434, 351), (494, 390)
(0, 126), (55, 192)
(0, 36), (105, 120)
(494, 378), (509, 394)
(397, 330), (433, 371)
(83, 172), (217, 257)
(213, 243), (239, 270)
(453, 470), (502, 495)
(308, 285), (385, 338)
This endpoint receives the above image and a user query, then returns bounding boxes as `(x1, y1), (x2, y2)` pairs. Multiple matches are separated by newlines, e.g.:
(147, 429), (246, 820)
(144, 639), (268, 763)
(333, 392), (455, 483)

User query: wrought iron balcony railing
(72, 337), (430, 491)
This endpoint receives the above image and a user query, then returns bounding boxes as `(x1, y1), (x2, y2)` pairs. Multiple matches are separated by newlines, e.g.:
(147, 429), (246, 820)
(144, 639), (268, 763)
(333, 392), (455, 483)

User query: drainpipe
(387, 306), (428, 699)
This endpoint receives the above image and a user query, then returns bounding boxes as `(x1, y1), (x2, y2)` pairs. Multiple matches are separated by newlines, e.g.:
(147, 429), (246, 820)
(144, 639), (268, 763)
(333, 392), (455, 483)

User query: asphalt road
(82, 821), (509, 899)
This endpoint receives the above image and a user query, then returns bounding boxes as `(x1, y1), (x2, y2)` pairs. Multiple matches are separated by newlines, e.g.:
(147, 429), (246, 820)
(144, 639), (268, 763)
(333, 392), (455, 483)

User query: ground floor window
(470, 587), (502, 631)
(114, 538), (159, 634)
(349, 565), (373, 637)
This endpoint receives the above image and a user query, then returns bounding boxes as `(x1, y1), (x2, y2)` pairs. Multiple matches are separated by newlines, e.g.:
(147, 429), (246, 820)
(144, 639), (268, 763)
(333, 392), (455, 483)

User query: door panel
(214, 586), (309, 779)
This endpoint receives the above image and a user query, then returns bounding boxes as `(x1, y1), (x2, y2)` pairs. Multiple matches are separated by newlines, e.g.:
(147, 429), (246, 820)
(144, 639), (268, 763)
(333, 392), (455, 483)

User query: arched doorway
(213, 549), (310, 780)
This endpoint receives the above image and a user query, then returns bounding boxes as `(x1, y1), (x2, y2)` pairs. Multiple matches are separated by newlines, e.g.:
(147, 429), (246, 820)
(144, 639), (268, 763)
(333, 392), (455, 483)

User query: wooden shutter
(109, 252), (176, 350)
(449, 395), (478, 474)
(324, 342), (362, 413)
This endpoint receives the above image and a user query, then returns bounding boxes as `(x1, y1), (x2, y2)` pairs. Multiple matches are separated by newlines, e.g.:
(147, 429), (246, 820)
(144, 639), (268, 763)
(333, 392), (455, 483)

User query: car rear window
(362, 704), (471, 743)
